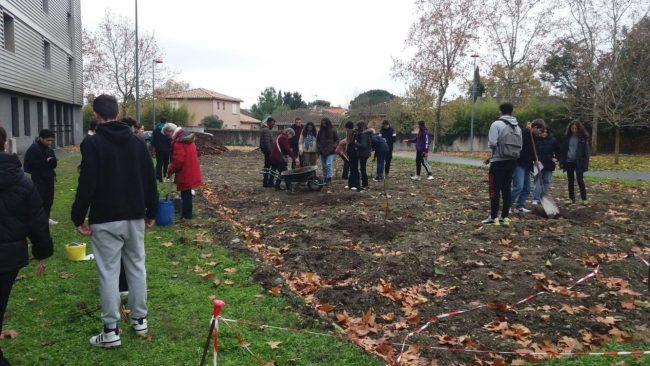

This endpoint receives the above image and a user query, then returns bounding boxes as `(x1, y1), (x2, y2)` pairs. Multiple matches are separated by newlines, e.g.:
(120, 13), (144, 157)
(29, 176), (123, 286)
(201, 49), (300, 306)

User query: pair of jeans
(533, 171), (553, 201)
(489, 160), (516, 219)
(511, 164), (531, 209)
(385, 145), (393, 176)
(359, 155), (369, 187)
(181, 190), (193, 219)
(0, 270), (19, 333)
(565, 162), (587, 201)
(155, 150), (170, 182)
(415, 151), (432, 176)
(320, 154), (334, 179)
(375, 152), (386, 178)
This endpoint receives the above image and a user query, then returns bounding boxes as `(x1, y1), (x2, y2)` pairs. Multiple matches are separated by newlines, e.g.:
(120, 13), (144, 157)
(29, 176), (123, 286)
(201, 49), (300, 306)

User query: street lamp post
(470, 54), (479, 152)
(152, 59), (163, 126)
(135, 0), (140, 123)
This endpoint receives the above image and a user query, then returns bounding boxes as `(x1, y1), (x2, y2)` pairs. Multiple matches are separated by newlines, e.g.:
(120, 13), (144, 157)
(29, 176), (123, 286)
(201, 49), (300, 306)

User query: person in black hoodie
(71, 94), (158, 348)
(379, 120), (396, 177)
(151, 116), (171, 183)
(0, 126), (53, 366)
(23, 129), (58, 224)
(355, 121), (373, 191)
(510, 119), (544, 214)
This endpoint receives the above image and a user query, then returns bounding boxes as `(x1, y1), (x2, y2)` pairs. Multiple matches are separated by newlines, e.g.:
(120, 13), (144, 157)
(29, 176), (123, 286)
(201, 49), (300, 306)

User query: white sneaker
(344, 185), (350, 190)
(410, 175), (421, 180)
(426, 175), (434, 180)
(90, 328), (121, 348)
(532, 200), (539, 205)
(350, 187), (358, 191)
(131, 317), (148, 336)
(518, 207), (532, 213)
(48, 219), (59, 225)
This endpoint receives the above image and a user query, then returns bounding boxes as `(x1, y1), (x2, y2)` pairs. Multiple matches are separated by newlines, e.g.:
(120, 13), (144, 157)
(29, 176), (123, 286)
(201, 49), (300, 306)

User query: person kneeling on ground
(164, 123), (203, 220)
(270, 128), (299, 191)
(0, 126), (53, 366)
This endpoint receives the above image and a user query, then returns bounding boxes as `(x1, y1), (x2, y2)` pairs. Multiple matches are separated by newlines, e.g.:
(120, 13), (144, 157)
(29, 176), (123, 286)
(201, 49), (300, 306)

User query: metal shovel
(530, 131), (560, 218)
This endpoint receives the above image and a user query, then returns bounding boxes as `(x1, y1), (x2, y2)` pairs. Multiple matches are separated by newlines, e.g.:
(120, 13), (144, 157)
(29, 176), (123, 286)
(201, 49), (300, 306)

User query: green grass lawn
(0, 155), (381, 366)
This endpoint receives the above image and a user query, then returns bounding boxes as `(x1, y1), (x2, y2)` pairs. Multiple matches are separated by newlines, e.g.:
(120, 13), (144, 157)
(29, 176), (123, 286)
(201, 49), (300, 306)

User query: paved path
(393, 151), (650, 181)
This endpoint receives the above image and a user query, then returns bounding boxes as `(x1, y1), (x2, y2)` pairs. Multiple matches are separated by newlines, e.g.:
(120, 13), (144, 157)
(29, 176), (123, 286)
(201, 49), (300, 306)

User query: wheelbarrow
(263, 166), (324, 194)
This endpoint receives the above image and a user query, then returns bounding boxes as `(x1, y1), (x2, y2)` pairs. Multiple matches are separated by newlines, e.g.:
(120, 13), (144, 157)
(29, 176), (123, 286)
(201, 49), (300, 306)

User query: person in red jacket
(163, 123), (202, 219)
(270, 128), (299, 190)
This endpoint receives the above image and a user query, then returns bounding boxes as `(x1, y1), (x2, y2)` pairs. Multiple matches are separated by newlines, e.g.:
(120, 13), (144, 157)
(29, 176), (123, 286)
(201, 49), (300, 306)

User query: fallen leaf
(161, 242), (173, 248)
(269, 286), (281, 296)
(224, 268), (237, 274)
(200, 253), (212, 259)
(213, 279), (222, 287)
(0, 329), (18, 339)
(60, 273), (74, 279)
(487, 271), (503, 280)
(224, 279), (235, 285)
(316, 303), (335, 313)
(267, 340), (282, 350)
(200, 272), (214, 280)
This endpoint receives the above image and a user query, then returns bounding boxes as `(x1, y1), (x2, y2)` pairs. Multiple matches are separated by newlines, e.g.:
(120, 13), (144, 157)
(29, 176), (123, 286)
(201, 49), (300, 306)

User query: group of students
(0, 94), (203, 365)
(484, 102), (591, 225)
(259, 117), (399, 192)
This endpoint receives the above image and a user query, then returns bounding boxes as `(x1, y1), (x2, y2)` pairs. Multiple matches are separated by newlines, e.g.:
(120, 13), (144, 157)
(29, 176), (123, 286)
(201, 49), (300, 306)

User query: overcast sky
(80, 0), (418, 108)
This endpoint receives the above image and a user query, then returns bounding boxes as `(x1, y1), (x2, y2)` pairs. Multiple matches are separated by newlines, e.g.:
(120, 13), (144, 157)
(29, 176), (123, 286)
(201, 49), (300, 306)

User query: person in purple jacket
(403, 120), (433, 180)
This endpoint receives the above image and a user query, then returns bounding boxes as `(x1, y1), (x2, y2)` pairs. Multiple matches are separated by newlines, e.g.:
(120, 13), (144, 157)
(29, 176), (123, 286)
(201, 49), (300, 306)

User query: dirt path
(201, 150), (650, 365)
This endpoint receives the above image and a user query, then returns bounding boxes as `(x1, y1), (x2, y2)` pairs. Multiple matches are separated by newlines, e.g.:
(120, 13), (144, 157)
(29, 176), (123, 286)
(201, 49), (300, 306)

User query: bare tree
(599, 16), (650, 163)
(482, 0), (558, 102)
(394, 0), (481, 151)
(83, 10), (171, 115)
(564, 0), (649, 153)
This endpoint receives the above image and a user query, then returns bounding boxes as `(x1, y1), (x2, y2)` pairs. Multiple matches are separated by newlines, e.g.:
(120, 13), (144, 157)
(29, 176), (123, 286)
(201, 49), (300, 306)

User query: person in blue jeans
(532, 125), (560, 204)
(370, 130), (389, 181)
(511, 119), (544, 214)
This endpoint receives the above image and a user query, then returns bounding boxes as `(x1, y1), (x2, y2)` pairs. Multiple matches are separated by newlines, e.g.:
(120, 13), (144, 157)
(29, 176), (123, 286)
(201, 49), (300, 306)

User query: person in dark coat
(316, 118), (339, 184)
(532, 125), (560, 205)
(370, 130), (389, 181)
(510, 119), (544, 213)
(344, 122), (359, 190)
(0, 126), (53, 366)
(151, 116), (171, 183)
(559, 120), (590, 204)
(270, 128), (299, 191)
(379, 120), (396, 177)
(23, 129), (58, 224)
(355, 121), (373, 190)
(337, 121), (354, 181)
(259, 117), (276, 188)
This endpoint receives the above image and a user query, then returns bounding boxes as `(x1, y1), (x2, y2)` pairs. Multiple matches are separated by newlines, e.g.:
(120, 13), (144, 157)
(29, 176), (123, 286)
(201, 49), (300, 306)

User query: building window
(42, 0), (49, 13)
(11, 98), (19, 137)
(23, 100), (31, 136)
(232, 103), (238, 114)
(43, 41), (51, 69)
(37, 102), (44, 131)
(68, 57), (73, 78)
(67, 12), (72, 35)
(3, 13), (15, 52)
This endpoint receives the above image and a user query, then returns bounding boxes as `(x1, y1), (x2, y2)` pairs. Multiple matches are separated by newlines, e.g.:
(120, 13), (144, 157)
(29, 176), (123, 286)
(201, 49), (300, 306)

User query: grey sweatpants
(90, 219), (147, 329)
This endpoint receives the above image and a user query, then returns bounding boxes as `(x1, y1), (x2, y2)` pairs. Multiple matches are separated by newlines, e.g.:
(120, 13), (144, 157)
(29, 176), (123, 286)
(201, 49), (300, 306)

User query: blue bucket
(156, 200), (174, 226)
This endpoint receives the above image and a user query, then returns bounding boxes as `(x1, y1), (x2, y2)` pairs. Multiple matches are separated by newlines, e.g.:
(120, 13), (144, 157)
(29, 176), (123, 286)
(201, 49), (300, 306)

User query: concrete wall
(205, 128), (270, 146)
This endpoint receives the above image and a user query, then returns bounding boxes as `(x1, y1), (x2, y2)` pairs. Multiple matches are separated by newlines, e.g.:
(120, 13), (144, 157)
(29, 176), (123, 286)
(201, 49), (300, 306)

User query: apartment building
(0, 0), (83, 154)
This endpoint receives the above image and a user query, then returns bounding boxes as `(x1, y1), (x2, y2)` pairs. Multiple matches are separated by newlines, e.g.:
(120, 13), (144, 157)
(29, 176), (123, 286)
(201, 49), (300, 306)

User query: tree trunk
(433, 94), (443, 152)
(614, 125), (620, 165)
(591, 101), (598, 155)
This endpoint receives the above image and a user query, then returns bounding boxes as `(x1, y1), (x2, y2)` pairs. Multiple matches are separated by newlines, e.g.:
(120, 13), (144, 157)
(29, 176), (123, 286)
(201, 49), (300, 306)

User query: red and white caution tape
(630, 253), (650, 267)
(395, 265), (600, 364)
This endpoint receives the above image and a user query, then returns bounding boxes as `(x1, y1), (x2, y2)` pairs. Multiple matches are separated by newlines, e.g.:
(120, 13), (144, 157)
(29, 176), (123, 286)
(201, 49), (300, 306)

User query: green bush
(201, 115), (223, 129)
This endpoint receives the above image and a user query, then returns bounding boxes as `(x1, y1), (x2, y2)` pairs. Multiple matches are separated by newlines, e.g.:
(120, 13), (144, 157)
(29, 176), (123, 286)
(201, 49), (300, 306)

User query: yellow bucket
(65, 242), (86, 261)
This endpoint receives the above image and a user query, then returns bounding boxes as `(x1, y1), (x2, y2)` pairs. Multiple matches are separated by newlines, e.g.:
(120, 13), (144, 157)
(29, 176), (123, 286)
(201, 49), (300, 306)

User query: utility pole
(470, 54), (479, 152)
(152, 59), (163, 126)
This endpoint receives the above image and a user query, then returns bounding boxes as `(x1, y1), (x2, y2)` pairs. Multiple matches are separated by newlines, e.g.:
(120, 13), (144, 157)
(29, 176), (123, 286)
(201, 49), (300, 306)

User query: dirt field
(199, 150), (650, 365)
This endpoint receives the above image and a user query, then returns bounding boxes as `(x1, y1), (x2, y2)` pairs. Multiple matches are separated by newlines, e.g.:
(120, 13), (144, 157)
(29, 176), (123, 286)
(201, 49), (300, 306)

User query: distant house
(347, 101), (389, 130)
(164, 88), (260, 129)
(0, 0), (84, 154)
(271, 108), (343, 130)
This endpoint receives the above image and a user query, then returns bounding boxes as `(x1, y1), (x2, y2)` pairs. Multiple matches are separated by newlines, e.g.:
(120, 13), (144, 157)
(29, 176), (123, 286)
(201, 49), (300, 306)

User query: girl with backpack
(559, 121), (590, 204)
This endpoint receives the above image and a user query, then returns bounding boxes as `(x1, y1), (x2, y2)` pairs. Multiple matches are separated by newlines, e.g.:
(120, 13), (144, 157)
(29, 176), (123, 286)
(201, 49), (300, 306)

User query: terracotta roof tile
(164, 88), (243, 102)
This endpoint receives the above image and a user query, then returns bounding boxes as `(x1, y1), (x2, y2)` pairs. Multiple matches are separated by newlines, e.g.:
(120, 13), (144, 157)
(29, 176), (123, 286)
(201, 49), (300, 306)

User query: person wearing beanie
(23, 129), (58, 224)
